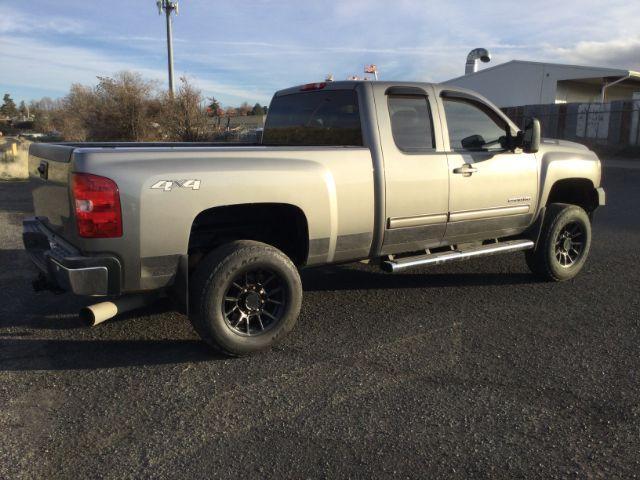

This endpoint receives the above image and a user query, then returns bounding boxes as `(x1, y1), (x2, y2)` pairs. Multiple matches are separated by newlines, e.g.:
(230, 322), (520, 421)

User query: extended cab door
(436, 90), (538, 241)
(375, 85), (450, 255)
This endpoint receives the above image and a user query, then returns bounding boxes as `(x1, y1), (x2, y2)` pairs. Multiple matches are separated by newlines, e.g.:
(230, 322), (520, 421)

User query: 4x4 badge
(151, 180), (201, 191)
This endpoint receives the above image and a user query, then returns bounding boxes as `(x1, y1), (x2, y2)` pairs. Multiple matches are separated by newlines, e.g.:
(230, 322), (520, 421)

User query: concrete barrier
(0, 137), (30, 180)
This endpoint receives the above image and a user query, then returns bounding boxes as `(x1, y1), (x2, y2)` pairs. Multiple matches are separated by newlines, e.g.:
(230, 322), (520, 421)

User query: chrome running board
(382, 239), (534, 273)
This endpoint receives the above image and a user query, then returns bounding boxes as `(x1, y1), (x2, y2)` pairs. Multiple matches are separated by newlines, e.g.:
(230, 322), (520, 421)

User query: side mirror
(521, 117), (540, 153)
(461, 134), (485, 150)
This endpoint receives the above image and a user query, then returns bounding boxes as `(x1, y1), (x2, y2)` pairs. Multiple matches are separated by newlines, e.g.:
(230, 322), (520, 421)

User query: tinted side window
(263, 90), (362, 146)
(442, 97), (507, 151)
(388, 95), (435, 151)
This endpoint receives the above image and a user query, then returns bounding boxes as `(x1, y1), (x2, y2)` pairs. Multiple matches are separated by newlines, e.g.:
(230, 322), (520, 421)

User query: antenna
(157, 1), (180, 94)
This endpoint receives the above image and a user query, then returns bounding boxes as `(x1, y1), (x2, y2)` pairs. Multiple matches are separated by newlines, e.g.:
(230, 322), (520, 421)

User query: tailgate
(28, 143), (75, 235)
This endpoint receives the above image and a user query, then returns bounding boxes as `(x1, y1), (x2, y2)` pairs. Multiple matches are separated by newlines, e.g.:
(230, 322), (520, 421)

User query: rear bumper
(22, 217), (121, 296)
(596, 187), (606, 206)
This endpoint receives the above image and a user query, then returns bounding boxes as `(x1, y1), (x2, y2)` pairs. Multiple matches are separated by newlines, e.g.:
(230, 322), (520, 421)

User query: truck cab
(370, 83), (539, 254)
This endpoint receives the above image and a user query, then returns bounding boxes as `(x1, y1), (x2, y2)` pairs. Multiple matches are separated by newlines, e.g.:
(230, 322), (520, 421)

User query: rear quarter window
(263, 90), (363, 146)
(388, 95), (435, 151)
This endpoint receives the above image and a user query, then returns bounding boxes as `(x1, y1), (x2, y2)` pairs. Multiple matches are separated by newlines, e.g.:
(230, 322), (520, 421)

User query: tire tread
(189, 240), (301, 356)
(526, 203), (591, 282)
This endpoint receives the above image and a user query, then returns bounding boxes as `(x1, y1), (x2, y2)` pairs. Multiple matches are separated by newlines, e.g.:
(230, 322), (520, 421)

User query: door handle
(37, 161), (48, 179)
(453, 164), (477, 177)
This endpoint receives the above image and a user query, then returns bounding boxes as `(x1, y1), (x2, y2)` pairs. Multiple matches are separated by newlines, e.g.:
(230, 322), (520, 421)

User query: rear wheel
(189, 240), (302, 356)
(526, 203), (592, 281)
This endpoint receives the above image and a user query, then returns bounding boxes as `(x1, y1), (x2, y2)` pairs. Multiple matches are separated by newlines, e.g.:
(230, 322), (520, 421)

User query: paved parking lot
(1, 160), (639, 478)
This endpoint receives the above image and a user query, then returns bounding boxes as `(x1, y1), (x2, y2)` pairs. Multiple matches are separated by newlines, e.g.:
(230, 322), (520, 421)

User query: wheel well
(546, 178), (598, 213)
(188, 203), (309, 268)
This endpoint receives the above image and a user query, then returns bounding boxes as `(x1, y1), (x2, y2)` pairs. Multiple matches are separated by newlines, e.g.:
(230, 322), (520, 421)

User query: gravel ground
(0, 161), (638, 479)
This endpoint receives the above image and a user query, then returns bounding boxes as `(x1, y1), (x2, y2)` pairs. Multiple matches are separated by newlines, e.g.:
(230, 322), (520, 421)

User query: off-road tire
(189, 240), (302, 356)
(526, 203), (592, 282)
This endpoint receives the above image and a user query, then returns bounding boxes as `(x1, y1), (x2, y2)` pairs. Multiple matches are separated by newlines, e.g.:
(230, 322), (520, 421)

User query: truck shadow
(0, 338), (217, 371)
(1, 252), (537, 371)
(301, 264), (538, 292)
(0, 180), (35, 213)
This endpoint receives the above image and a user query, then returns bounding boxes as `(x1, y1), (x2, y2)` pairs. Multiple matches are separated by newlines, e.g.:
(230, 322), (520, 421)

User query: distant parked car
(20, 133), (45, 139)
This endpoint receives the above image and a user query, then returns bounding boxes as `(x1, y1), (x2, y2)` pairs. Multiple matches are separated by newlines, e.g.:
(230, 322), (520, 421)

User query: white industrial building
(444, 60), (640, 107)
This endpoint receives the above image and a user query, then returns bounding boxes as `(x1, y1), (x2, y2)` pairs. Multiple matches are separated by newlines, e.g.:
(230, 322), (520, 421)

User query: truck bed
(29, 142), (261, 163)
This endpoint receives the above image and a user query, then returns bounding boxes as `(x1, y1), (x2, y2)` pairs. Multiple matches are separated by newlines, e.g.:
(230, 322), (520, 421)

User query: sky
(1, 0), (640, 107)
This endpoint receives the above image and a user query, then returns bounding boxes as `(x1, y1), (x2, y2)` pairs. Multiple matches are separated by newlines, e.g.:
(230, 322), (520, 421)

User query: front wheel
(525, 203), (592, 282)
(189, 240), (302, 356)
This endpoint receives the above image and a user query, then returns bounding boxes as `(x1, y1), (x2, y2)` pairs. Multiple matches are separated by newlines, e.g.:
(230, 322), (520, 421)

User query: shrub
(158, 77), (211, 141)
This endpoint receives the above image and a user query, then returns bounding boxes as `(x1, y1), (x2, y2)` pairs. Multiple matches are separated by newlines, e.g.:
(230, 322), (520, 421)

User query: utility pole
(157, 0), (179, 95)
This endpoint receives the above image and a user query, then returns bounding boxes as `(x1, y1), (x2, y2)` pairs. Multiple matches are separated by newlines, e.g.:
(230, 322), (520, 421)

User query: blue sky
(1, 0), (639, 107)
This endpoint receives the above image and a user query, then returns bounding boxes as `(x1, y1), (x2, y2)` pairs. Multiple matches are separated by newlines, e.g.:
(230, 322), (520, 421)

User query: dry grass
(0, 137), (30, 180)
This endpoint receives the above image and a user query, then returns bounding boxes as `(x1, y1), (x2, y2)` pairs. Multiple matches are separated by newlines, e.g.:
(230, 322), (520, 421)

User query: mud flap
(169, 254), (189, 315)
(523, 206), (546, 252)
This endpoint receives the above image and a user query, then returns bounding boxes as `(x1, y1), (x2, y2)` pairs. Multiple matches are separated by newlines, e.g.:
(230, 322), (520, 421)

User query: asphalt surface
(1, 160), (639, 479)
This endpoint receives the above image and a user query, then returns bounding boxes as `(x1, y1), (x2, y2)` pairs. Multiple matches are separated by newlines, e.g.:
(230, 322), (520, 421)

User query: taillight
(300, 82), (327, 91)
(72, 173), (122, 238)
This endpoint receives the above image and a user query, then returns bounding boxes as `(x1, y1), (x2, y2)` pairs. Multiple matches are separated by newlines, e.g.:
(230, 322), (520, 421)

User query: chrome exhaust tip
(79, 294), (157, 326)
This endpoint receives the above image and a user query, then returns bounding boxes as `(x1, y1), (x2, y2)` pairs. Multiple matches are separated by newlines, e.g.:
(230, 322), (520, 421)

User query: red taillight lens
(300, 82), (327, 91)
(72, 173), (122, 238)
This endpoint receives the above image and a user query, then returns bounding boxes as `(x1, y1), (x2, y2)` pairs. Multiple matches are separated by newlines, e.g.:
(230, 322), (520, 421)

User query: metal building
(443, 60), (640, 107)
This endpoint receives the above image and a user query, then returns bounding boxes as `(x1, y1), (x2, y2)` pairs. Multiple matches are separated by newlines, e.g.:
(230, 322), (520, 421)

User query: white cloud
(2, 0), (640, 104)
(549, 38), (640, 71)
(0, 36), (273, 105)
(0, 5), (86, 35)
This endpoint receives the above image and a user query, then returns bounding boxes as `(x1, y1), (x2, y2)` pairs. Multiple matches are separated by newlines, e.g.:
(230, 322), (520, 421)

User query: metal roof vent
(465, 48), (491, 75)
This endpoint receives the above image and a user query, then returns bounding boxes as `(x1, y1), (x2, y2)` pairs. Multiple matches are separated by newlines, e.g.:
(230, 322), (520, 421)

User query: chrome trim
(449, 205), (530, 222)
(50, 259), (109, 296)
(382, 239), (534, 273)
(388, 213), (448, 229)
(50, 259), (107, 275)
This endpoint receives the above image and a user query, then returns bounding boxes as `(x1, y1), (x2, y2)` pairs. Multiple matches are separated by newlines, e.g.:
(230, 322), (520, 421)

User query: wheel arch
(544, 178), (599, 213)
(525, 178), (599, 247)
(187, 202), (310, 268)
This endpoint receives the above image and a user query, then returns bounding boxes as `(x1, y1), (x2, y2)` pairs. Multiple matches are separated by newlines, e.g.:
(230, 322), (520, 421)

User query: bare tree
(23, 71), (258, 142)
(30, 97), (64, 134)
(238, 102), (252, 116)
(91, 72), (158, 141)
(57, 85), (91, 140)
(31, 72), (158, 141)
(159, 77), (210, 141)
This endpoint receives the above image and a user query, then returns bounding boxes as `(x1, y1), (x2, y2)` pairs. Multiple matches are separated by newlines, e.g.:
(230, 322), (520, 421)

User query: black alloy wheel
(223, 268), (286, 336)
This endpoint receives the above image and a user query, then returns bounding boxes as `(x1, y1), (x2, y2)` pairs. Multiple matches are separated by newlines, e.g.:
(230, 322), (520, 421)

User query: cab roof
(274, 80), (439, 97)
(273, 80), (519, 133)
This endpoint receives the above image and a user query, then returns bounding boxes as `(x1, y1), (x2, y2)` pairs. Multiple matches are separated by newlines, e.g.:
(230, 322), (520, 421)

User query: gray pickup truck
(23, 80), (605, 356)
